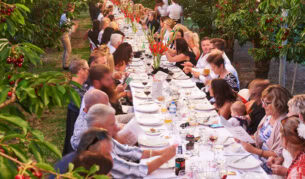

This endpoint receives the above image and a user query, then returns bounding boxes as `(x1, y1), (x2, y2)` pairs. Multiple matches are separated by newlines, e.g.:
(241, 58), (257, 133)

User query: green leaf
(93, 175), (109, 179)
(0, 88), (10, 104)
(15, 3), (31, 13)
(21, 87), (36, 98)
(36, 162), (55, 172)
(32, 130), (44, 141)
(29, 141), (43, 163)
(0, 156), (17, 178)
(70, 88), (81, 108)
(57, 85), (66, 94)
(88, 165), (99, 176)
(10, 145), (28, 162)
(37, 141), (62, 158)
(1, 133), (25, 142)
(0, 114), (28, 133)
(41, 86), (50, 106)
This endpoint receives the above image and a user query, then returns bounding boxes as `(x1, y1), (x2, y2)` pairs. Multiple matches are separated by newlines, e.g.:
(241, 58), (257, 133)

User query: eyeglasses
(261, 99), (272, 106)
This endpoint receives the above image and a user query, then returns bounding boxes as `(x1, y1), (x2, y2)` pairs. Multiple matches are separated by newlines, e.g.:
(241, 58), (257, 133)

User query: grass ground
(30, 11), (91, 162)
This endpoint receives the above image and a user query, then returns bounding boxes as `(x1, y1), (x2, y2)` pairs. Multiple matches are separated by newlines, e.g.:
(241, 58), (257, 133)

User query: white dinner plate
(178, 82), (195, 88)
(134, 91), (152, 99)
(130, 82), (151, 88)
(195, 104), (215, 111)
(227, 155), (261, 169)
(145, 128), (162, 136)
(190, 92), (206, 99)
(136, 114), (163, 126)
(134, 103), (159, 113)
(173, 74), (190, 80)
(138, 136), (169, 147)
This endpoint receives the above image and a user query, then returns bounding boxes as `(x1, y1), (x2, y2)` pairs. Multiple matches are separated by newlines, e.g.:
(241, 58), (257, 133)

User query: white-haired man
(87, 104), (177, 178)
(71, 89), (109, 150)
(108, 33), (123, 53)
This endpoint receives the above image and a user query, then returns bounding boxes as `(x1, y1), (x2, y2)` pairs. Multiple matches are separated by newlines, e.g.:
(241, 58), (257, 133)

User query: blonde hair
(101, 17), (110, 29)
(164, 19), (176, 29)
(262, 84), (292, 115)
(281, 116), (305, 151)
(173, 24), (190, 33)
(184, 31), (200, 48)
(92, 45), (115, 73)
(109, 21), (119, 30)
(231, 101), (246, 116)
(288, 94), (305, 116)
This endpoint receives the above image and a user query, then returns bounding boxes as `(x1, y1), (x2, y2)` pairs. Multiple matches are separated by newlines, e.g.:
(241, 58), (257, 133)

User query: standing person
(156, 0), (168, 18)
(167, 0), (182, 23)
(88, 0), (101, 21)
(60, 3), (76, 70)
(63, 59), (89, 155)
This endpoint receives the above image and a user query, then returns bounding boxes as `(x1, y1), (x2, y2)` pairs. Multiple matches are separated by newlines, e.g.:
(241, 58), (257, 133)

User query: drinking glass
(144, 86), (151, 102)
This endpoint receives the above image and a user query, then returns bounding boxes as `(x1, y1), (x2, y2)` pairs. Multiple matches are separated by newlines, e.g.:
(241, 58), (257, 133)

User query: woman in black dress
(165, 38), (196, 70)
(88, 20), (102, 48)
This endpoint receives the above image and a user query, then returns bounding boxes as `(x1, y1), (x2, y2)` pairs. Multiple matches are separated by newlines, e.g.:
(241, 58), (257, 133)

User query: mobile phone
(209, 124), (224, 128)
(124, 77), (133, 86)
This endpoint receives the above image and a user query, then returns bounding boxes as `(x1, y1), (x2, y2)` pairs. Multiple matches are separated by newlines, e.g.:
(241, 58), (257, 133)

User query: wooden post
(279, 9), (288, 87)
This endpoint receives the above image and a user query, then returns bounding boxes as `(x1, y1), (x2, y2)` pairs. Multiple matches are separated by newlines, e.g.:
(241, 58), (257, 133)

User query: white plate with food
(136, 114), (163, 126)
(195, 104), (215, 111)
(190, 92), (206, 99)
(145, 128), (162, 136)
(138, 136), (169, 147)
(227, 155), (261, 169)
(134, 91), (152, 99)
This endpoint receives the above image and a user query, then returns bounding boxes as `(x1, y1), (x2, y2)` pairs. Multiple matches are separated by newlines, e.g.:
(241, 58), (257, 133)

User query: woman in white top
(184, 31), (201, 60)
(162, 18), (175, 45)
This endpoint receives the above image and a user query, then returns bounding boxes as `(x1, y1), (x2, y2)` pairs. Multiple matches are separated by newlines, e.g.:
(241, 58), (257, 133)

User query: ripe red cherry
(33, 171), (42, 178)
(18, 63), (23, 67)
(17, 58), (24, 63)
(8, 75), (11, 80)
(6, 57), (12, 64)
(9, 81), (15, 85)
(15, 175), (24, 179)
(8, 91), (12, 97)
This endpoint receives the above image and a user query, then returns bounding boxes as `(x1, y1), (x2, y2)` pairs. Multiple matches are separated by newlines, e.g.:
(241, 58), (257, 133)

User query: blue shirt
(71, 110), (88, 150)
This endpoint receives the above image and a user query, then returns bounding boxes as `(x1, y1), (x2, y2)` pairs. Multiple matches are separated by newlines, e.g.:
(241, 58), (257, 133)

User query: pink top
(287, 152), (305, 179)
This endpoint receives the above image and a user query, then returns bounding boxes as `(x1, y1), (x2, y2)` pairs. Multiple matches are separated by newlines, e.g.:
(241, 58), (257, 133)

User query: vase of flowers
(149, 41), (168, 71)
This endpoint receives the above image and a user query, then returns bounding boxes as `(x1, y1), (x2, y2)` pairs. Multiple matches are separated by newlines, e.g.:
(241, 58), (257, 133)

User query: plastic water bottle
(169, 101), (177, 115)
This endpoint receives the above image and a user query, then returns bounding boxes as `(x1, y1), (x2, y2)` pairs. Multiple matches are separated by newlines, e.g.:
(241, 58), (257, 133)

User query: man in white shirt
(108, 33), (123, 53)
(167, 0), (182, 23)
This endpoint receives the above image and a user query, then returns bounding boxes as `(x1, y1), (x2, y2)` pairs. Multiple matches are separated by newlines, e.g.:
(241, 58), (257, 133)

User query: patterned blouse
(223, 72), (239, 92)
(258, 116), (273, 151)
(287, 152), (305, 179)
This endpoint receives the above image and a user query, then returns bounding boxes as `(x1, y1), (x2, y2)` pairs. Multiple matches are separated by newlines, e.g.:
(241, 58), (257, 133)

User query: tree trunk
(254, 58), (271, 79)
(225, 39), (235, 62)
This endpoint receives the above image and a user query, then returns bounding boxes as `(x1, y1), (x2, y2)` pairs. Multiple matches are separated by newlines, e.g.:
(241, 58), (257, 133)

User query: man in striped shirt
(86, 104), (178, 178)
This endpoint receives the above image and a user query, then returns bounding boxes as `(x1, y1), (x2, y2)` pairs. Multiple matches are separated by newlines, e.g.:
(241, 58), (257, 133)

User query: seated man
(183, 38), (239, 88)
(51, 128), (111, 178)
(71, 89), (135, 150)
(86, 104), (178, 178)
(108, 33), (123, 53)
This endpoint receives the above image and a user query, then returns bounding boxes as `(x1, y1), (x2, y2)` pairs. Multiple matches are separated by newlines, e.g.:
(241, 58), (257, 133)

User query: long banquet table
(113, 5), (270, 179)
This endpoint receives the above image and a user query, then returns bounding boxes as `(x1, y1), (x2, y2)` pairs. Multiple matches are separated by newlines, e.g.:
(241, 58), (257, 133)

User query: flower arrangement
(149, 41), (168, 69)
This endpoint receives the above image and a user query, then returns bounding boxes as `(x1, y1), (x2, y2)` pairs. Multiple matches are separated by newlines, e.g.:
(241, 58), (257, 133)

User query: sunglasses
(86, 131), (109, 150)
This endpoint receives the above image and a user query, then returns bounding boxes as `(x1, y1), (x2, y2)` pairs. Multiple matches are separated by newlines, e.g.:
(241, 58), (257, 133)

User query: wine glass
(166, 75), (172, 84)
(144, 86), (151, 102)
(209, 132), (218, 150)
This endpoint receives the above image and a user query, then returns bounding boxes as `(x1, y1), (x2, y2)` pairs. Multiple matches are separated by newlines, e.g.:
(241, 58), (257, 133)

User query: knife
(232, 154), (251, 163)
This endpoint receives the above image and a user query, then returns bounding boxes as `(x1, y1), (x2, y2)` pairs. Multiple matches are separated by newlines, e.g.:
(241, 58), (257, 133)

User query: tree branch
(0, 79), (20, 109)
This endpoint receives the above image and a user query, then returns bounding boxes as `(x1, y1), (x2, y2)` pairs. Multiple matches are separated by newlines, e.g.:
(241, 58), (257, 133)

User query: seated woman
(162, 18), (176, 44)
(100, 27), (115, 45)
(87, 20), (102, 50)
(267, 94), (305, 178)
(239, 85), (291, 173)
(184, 31), (201, 60)
(165, 38), (196, 70)
(144, 11), (160, 33)
(280, 116), (305, 179)
(246, 79), (270, 135)
(206, 50), (239, 91)
(113, 42), (133, 82)
(209, 79), (237, 119)
(109, 21), (119, 31)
